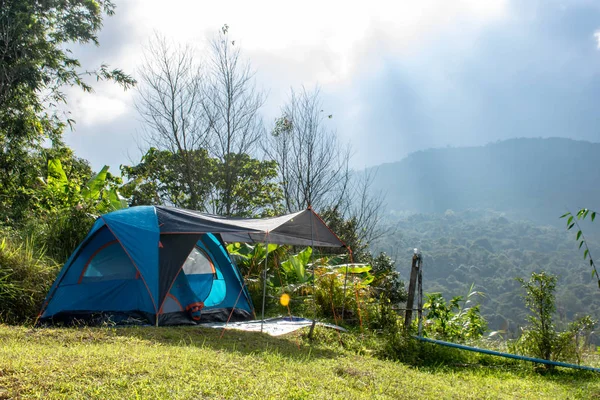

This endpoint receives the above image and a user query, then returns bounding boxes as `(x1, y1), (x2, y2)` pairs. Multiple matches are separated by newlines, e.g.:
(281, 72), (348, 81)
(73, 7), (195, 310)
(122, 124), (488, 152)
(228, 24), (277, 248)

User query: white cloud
(121, 0), (509, 84)
(594, 30), (600, 48)
(70, 91), (130, 127)
(66, 0), (510, 170)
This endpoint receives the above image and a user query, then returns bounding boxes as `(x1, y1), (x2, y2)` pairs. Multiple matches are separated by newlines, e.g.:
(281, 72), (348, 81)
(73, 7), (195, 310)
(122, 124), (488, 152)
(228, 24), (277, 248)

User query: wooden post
(417, 254), (423, 336)
(404, 252), (420, 329)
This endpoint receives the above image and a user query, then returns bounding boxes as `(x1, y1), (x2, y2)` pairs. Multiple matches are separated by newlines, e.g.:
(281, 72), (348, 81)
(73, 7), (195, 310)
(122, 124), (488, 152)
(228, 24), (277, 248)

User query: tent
(39, 205), (345, 326)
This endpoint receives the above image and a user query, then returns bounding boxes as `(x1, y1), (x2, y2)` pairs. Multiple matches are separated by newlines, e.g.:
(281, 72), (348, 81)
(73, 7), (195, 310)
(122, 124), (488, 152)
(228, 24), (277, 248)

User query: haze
(64, 0), (600, 172)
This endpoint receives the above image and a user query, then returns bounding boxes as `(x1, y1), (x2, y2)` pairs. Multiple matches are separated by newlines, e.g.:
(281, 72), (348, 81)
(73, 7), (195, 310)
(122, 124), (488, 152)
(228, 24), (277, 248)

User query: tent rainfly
(38, 206), (345, 326)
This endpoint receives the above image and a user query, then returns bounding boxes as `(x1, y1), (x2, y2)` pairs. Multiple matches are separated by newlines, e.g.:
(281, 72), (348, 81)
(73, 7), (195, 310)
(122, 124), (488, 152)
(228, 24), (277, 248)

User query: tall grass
(0, 231), (60, 324)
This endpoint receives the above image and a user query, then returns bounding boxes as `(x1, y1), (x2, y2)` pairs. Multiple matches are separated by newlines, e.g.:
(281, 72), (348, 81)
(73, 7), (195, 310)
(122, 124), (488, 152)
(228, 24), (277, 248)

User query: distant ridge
(367, 137), (600, 225)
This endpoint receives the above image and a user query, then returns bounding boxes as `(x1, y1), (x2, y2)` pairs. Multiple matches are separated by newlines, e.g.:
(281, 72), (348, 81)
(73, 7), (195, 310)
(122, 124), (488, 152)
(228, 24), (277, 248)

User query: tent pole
(261, 236), (270, 333)
(308, 207), (317, 340)
(341, 247), (353, 322)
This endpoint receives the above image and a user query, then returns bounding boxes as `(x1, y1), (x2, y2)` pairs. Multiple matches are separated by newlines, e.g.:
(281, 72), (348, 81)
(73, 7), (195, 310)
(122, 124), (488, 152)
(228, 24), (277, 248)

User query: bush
(367, 296), (400, 333)
(513, 271), (597, 366)
(0, 231), (60, 324)
(368, 252), (407, 306)
(21, 207), (95, 263)
(313, 266), (369, 326)
(422, 286), (487, 342)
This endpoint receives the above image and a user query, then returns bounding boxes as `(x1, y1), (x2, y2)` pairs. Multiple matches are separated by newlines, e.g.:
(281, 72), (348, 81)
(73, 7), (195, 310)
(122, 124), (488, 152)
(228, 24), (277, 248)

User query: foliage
(561, 209), (599, 289)
(0, 0), (134, 225)
(367, 252), (407, 305)
(514, 271), (597, 366)
(516, 272), (557, 362)
(280, 247), (313, 286)
(312, 261), (374, 326)
(212, 153), (283, 217)
(121, 147), (214, 208)
(20, 207), (95, 264)
(0, 145), (91, 223)
(0, 0), (134, 300)
(226, 242), (284, 277)
(320, 206), (367, 260)
(226, 242), (287, 313)
(0, 231), (60, 324)
(40, 158), (127, 215)
(0, 0), (135, 139)
(372, 210), (600, 341)
(121, 149), (283, 217)
(422, 284), (487, 342)
(554, 315), (597, 365)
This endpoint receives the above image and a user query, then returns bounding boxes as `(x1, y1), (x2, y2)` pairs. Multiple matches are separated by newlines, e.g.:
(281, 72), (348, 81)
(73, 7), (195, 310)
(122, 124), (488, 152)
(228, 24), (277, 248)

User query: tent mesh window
(182, 247), (215, 276)
(81, 241), (137, 282)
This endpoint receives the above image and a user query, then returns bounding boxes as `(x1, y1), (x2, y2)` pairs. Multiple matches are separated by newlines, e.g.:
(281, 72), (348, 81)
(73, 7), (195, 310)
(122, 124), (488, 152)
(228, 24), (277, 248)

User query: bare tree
(204, 25), (266, 216)
(134, 32), (211, 209)
(344, 168), (390, 246)
(266, 86), (351, 213)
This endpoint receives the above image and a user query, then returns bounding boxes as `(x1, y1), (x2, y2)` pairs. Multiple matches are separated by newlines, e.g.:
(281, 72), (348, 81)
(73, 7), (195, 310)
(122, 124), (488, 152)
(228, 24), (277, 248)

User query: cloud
(63, 0), (600, 173)
(70, 92), (130, 127)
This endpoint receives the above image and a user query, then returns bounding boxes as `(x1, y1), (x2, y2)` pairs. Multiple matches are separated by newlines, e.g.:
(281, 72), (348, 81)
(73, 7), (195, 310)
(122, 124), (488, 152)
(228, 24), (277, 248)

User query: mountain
(368, 137), (600, 226)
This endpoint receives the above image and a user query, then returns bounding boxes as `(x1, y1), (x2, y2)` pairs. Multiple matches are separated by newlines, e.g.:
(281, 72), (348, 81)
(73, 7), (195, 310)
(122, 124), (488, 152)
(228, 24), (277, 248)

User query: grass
(0, 324), (599, 399)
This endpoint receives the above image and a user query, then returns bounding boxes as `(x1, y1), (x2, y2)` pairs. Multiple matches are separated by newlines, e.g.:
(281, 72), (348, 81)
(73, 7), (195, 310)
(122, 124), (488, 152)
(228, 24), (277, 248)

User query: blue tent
(39, 206), (345, 326)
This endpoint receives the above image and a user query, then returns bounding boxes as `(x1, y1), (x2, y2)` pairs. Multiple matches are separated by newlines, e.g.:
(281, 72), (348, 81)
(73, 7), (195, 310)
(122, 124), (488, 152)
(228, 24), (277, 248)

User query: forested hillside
(373, 210), (600, 340)
(369, 138), (600, 226)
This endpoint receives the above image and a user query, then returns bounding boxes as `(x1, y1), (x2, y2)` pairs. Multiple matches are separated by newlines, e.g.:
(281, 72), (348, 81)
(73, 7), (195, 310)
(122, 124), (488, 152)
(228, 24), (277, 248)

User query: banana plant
(226, 242), (282, 278)
(44, 160), (127, 213)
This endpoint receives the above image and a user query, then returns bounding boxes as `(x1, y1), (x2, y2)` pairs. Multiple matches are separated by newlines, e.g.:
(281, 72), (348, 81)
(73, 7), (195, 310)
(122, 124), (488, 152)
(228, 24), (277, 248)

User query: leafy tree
(121, 149), (283, 217)
(0, 0), (135, 141)
(211, 153), (283, 217)
(0, 0), (134, 225)
(121, 148), (214, 209)
(134, 26), (269, 216)
(319, 206), (366, 260)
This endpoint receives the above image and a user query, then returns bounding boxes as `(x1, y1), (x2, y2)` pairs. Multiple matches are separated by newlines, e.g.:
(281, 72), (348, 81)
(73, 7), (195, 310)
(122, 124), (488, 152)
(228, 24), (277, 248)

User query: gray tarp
(155, 206), (345, 248)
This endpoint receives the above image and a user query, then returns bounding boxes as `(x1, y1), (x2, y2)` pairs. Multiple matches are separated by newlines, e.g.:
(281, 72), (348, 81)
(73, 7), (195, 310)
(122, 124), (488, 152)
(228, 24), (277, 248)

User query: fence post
(404, 250), (420, 329)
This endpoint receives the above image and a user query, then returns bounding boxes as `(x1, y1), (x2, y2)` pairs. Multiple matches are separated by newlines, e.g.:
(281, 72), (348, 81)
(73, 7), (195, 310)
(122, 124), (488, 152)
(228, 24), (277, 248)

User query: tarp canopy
(156, 206), (345, 248)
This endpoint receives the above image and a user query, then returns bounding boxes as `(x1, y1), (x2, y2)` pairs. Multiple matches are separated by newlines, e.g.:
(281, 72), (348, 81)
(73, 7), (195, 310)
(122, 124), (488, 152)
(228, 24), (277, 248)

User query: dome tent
(38, 205), (345, 326)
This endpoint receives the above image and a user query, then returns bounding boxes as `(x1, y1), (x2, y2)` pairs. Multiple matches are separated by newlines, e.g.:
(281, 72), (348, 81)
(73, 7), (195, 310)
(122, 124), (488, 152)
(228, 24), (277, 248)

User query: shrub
(422, 285), (487, 342)
(0, 231), (60, 324)
(367, 296), (400, 333)
(368, 252), (407, 306)
(21, 207), (95, 263)
(513, 271), (597, 366)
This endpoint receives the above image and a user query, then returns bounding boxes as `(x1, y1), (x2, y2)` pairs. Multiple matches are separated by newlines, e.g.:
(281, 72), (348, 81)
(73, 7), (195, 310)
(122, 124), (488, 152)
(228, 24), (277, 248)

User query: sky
(63, 0), (600, 173)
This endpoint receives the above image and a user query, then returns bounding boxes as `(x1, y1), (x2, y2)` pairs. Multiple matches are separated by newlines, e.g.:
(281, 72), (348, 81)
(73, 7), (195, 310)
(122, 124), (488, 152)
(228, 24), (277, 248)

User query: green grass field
(0, 324), (598, 399)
